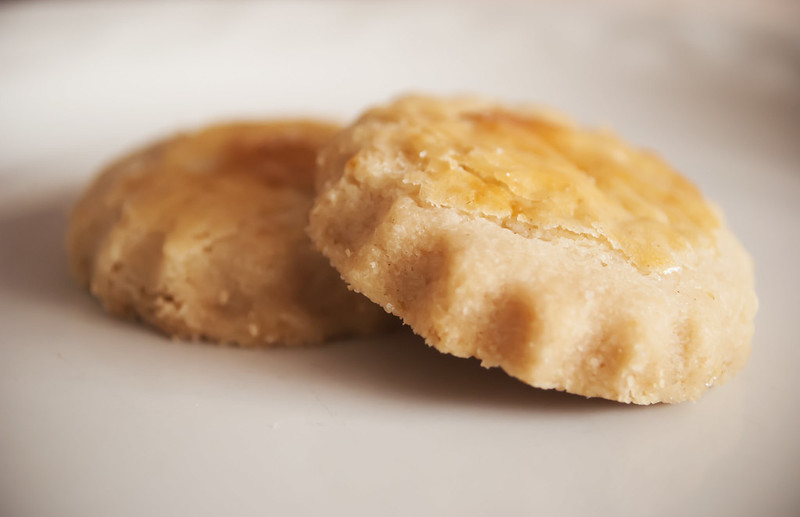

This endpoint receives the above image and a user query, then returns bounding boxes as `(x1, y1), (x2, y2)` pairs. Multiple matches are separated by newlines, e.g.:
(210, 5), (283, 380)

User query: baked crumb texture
(308, 95), (757, 403)
(68, 121), (396, 346)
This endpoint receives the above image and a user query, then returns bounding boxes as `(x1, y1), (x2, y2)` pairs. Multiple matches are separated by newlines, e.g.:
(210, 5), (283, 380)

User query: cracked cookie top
(352, 96), (719, 273)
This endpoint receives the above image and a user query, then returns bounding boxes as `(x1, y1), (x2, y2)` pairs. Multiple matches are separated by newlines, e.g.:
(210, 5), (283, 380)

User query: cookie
(67, 121), (396, 346)
(308, 95), (757, 403)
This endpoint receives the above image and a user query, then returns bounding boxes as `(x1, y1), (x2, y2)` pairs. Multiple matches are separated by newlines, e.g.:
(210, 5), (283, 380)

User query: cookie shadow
(0, 188), (87, 310)
(0, 191), (628, 412)
(289, 329), (627, 413)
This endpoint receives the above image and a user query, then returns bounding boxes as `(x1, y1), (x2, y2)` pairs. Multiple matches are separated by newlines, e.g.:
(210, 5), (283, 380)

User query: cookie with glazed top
(68, 121), (396, 346)
(308, 95), (757, 403)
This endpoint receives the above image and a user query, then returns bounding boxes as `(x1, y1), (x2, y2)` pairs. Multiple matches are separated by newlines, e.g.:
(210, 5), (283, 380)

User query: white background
(1, 1), (799, 516)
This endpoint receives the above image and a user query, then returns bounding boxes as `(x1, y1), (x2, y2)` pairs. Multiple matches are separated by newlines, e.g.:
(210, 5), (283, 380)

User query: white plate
(1, 2), (799, 516)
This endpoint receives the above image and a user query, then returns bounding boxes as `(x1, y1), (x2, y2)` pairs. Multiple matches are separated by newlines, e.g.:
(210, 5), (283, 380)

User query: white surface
(1, 2), (799, 516)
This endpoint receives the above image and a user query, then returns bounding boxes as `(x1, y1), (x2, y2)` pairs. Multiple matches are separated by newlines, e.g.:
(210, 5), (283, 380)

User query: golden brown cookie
(67, 121), (395, 346)
(308, 95), (757, 403)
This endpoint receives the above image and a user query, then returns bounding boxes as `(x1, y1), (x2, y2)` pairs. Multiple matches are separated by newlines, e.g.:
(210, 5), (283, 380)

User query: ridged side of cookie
(308, 96), (757, 403)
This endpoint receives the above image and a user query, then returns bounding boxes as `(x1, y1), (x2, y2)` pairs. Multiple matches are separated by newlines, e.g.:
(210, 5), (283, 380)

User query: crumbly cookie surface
(309, 96), (757, 403)
(68, 121), (395, 346)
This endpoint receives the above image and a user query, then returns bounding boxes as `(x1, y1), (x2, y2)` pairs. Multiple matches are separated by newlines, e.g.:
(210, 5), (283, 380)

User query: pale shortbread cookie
(308, 95), (757, 403)
(68, 121), (395, 346)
